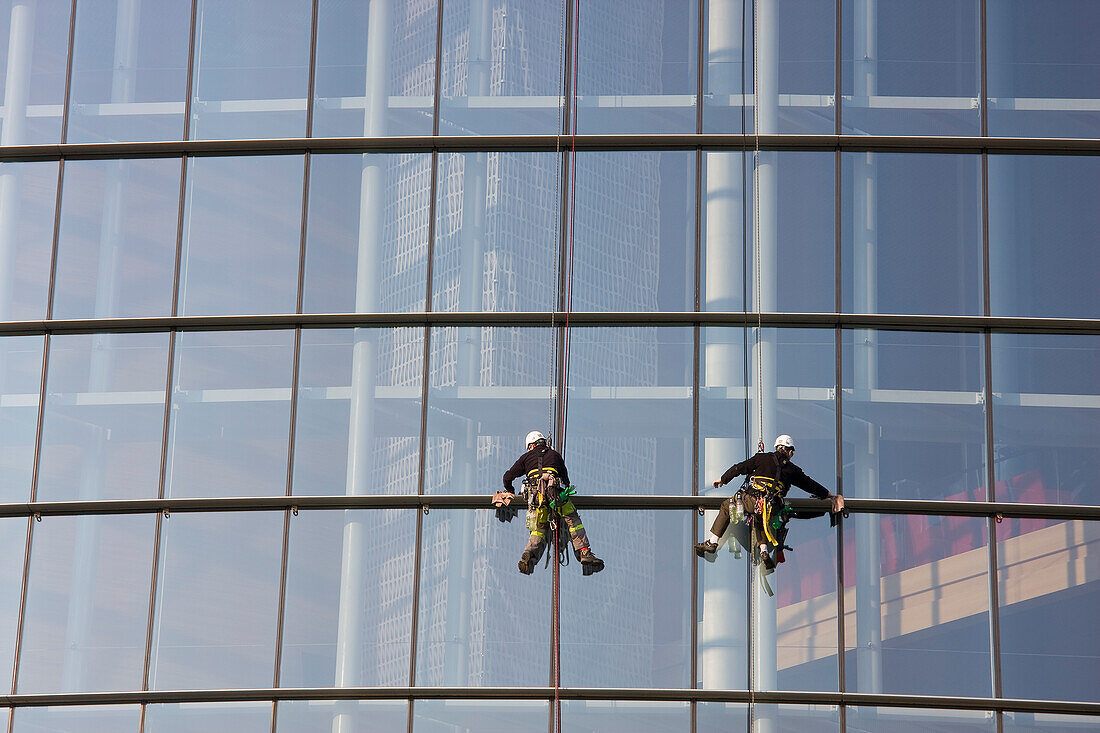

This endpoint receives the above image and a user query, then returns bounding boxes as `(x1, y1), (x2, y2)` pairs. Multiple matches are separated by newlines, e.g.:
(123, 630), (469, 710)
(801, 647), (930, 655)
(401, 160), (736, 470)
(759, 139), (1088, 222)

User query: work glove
(828, 493), (846, 515)
(492, 491), (517, 523)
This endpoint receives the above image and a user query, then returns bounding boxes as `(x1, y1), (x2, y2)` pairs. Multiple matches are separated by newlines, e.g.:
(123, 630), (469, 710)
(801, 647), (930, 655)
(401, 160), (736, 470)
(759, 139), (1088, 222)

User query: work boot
(518, 551), (534, 575)
(578, 548), (604, 576)
(694, 540), (718, 557)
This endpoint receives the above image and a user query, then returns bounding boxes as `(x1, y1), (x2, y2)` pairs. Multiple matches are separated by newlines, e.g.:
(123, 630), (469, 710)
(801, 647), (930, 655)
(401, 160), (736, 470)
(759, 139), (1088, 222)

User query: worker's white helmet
(774, 434), (795, 451)
(525, 430), (547, 447)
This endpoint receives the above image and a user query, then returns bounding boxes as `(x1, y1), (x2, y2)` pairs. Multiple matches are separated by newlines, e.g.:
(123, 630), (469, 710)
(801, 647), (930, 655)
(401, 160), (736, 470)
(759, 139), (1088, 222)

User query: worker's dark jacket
(720, 451), (828, 499)
(503, 445), (571, 492)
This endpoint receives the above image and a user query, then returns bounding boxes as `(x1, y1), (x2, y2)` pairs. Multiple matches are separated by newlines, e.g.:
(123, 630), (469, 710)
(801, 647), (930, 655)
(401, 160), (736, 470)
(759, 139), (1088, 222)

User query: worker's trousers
(524, 502), (589, 563)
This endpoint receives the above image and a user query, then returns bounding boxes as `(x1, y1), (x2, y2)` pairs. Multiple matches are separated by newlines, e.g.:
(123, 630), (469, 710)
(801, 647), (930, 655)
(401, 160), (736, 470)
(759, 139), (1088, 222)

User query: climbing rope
(749, 1), (762, 729)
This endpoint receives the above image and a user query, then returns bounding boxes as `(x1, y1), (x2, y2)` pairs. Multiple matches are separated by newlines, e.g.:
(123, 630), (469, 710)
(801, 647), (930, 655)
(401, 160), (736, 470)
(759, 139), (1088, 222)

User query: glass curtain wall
(0, 1), (1096, 732)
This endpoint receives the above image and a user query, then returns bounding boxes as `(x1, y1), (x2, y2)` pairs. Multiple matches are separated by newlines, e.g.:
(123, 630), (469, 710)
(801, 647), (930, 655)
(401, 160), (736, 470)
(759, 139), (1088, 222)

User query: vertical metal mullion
(979, 0), (988, 138)
(835, 328), (847, 733)
(269, 507), (292, 733)
(983, 328), (1004, 729)
(305, 0), (320, 139)
(690, 142), (702, 733)
(44, 159), (66, 322)
(170, 155), (189, 318)
(695, 0), (704, 136)
(297, 155), (312, 316)
(7, 516), (34, 732)
(59, 0), (78, 144)
(182, 0), (199, 141)
(431, 0), (444, 136)
(834, 0), (842, 136)
(137, 512), (164, 733)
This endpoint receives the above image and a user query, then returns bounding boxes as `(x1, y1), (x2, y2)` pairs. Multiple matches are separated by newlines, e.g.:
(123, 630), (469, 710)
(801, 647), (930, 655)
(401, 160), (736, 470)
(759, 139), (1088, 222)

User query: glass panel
(0, 161), (59, 321)
(17, 514), (154, 692)
(561, 510), (691, 688)
(437, 0), (563, 136)
(165, 330), (293, 499)
(842, 330), (987, 501)
(145, 703), (273, 733)
(0, 335), (43, 502)
(841, 153), (982, 316)
(188, 0), (311, 140)
(987, 0), (1100, 138)
(989, 155), (1100, 319)
(67, 0), (190, 143)
(701, 704), (839, 733)
(844, 513), (991, 696)
(424, 326), (552, 496)
(292, 329), (422, 497)
(415, 509), (550, 686)
(11, 705), (140, 733)
(36, 332), (168, 502)
(431, 152), (559, 313)
(279, 509), (415, 687)
(560, 701), (690, 732)
(746, 152), (834, 314)
(0, 0), (71, 145)
(711, 0), (834, 134)
(302, 154), (431, 314)
(701, 151), (745, 312)
(992, 334), (1100, 506)
(53, 158), (180, 319)
(179, 155), (303, 317)
(575, 0), (697, 134)
(848, 707), (995, 733)
(564, 327), (692, 496)
(278, 700), (407, 732)
(412, 700), (547, 733)
(148, 512), (282, 690)
(570, 152), (694, 313)
(841, 0), (980, 136)
(0, 518), (28, 693)
(998, 519), (1100, 702)
(313, 0), (435, 138)
(1004, 713), (1100, 732)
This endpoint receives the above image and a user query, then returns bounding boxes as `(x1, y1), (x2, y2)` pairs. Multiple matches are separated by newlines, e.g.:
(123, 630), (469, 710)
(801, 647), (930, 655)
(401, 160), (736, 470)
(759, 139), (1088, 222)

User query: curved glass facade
(0, 1), (1097, 732)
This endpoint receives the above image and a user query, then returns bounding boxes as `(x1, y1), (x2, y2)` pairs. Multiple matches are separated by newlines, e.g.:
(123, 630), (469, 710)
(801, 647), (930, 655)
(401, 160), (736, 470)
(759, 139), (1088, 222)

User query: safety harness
(729, 456), (797, 596)
(522, 453), (574, 568)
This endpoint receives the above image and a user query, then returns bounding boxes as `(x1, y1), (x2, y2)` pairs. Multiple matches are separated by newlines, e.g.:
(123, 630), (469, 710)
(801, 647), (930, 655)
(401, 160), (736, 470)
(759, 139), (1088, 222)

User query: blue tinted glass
(571, 152), (694, 312)
(701, 152), (746, 312)
(53, 158), (180, 319)
(997, 519), (1100, 702)
(989, 155), (1100, 319)
(702, 0), (746, 134)
(12, 705), (141, 733)
(145, 703), (273, 733)
(987, 0), (1100, 138)
(848, 707), (995, 733)
(149, 513), (282, 690)
(67, 0), (190, 143)
(560, 511), (691, 688)
(841, 0), (980, 135)
(432, 153), (560, 312)
(992, 334), (1100, 506)
(412, 700), (548, 732)
(438, 0), (564, 136)
(564, 327), (693, 496)
(303, 154), (430, 314)
(0, 518), (27, 693)
(0, 0), (70, 144)
(189, 0), (311, 140)
(179, 155), (303, 317)
(424, 326), (553, 496)
(842, 330), (987, 501)
(313, 0), (435, 138)
(165, 330), (293, 499)
(575, 0), (697, 134)
(0, 335), (43, 502)
(560, 700), (690, 732)
(846, 514), (991, 696)
(842, 153), (982, 316)
(415, 509), (550, 686)
(278, 700), (407, 732)
(36, 332), (168, 502)
(1004, 713), (1100, 732)
(279, 509), (415, 687)
(0, 161), (59, 321)
(292, 329), (422, 497)
(17, 515), (154, 692)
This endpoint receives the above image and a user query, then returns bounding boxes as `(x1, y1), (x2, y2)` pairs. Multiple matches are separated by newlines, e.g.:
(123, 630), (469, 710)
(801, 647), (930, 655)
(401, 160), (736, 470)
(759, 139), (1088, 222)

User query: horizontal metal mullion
(0, 687), (1097, 716)
(2, 312), (1100, 336)
(0, 134), (1099, 161)
(3, 495), (1099, 521)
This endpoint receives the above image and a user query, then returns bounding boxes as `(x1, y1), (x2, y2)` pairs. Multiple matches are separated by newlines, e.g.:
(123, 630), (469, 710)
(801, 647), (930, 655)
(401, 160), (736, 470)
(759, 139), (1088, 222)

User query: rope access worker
(496, 431), (604, 576)
(693, 434), (845, 569)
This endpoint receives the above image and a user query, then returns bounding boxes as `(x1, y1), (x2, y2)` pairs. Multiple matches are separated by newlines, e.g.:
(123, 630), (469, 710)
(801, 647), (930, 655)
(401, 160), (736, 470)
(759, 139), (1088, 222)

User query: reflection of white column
(334, 1), (390, 730)
(851, 0), (883, 695)
(0, 0), (35, 319)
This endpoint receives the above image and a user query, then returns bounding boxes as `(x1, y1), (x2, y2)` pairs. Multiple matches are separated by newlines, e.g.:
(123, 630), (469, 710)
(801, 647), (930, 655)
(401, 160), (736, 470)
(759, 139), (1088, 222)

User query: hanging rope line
(749, 1), (763, 730)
